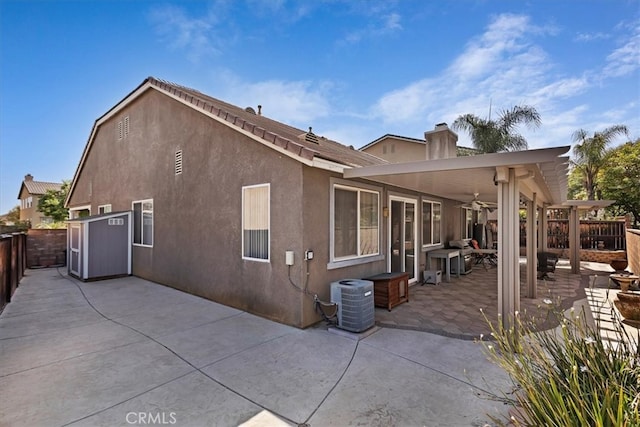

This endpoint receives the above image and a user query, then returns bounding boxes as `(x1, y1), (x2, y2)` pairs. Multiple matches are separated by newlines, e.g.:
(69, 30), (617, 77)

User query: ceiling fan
(457, 193), (498, 211)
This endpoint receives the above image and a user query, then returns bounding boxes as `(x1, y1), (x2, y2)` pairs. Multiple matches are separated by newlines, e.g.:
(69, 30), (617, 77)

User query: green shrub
(479, 303), (640, 426)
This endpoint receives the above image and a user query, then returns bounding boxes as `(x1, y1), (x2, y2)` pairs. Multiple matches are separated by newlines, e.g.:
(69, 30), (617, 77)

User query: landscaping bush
(479, 303), (640, 426)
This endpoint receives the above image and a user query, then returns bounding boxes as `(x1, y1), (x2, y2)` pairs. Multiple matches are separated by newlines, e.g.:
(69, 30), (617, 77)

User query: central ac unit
(330, 279), (375, 332)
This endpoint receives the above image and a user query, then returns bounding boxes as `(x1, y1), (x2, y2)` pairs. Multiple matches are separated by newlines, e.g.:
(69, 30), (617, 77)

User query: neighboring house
(66, 77), (570, 328)
(360, 124), (480, 164)
(17, 174), (62, 227)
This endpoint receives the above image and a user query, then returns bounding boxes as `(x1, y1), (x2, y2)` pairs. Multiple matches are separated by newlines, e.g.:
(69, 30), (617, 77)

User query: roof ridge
(149, 78), (318, 162)
(27, 180), (63, 185)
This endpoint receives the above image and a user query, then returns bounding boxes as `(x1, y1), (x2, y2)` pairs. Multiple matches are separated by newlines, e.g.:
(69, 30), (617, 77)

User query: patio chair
(537, 251), (558, 281)
(471, 239), (498, 269)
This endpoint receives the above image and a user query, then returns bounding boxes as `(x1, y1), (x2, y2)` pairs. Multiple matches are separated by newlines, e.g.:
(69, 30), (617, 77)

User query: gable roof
(360, 134), (425, 151)
(67, 77), (386, 205)
(147, 78), (384, 167)
(18, 179), (62, 199)
(360, 133), (481, 157)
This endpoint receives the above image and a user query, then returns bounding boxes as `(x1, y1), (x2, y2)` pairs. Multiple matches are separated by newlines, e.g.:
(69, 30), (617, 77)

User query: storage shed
(67, 211), (132, 281)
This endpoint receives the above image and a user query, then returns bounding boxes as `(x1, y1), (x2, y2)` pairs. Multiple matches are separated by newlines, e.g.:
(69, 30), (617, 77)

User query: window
(462, 208), (474, 239)
(422, 200), (442, 247)
(242, 184), (269, 261)
(133, 199), (153, 246)
(332, 184), (380, 261)
(98, 204), (112, 214)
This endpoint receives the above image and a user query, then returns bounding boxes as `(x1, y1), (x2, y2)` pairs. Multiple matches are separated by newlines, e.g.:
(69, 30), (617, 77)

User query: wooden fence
(488, 219), (627, 250)
(0, 233), (27, 311)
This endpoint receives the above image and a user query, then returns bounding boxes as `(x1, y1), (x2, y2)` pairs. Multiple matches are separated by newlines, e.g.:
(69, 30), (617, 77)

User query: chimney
(257, 105), (262, 116)
(24, 174), (33, 181)
(424, 123), (458, 160)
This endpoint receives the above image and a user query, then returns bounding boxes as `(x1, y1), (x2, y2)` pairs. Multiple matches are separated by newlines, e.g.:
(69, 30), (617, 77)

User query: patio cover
(344, 146), (571, 328)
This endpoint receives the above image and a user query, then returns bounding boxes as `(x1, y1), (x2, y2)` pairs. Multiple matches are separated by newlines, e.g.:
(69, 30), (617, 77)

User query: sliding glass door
(389, 196), (418, 282)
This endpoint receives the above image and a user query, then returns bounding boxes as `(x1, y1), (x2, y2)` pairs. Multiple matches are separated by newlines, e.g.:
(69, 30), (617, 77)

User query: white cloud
(602, 21), (640, 78)
(372, 14), (556, 126)
(574, 32), (610, 42)
(368, 13), (623, 150)
(214, 72), (334, 125)
(148, 3), (228, 62)
(342, 12), (403, 44)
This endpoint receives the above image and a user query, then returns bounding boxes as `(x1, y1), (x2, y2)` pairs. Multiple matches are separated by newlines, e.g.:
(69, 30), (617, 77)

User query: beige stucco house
(17, 174), (63, 227)
(66, 77), (570, 328)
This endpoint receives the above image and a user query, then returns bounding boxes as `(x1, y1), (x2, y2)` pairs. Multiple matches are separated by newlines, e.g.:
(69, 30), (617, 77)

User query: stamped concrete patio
(374, 258), (615, 339)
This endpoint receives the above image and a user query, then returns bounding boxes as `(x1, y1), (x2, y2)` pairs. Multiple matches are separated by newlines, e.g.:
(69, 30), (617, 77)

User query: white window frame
(421, 199), (442, 249)
(132, 199), (153, 247)
(98, 204), (112, 214)
(328, 179), (383, 270)
(242, 183), (270, 262)
(69, 205), (91, 219)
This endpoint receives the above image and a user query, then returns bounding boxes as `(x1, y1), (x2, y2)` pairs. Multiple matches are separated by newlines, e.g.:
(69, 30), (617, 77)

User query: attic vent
(175, 150), (183, 175)
(305, 127), (319, 144)
(124, 116), (130, 138)
(117, 121), (123, 140)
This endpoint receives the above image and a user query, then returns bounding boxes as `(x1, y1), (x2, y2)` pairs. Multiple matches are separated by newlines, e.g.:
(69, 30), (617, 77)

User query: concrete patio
(1, 268), (514, 427)
(1, 259), (634, 427)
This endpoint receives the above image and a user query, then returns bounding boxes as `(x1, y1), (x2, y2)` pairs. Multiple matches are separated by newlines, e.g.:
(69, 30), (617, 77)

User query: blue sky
(1, 0), (638, 214)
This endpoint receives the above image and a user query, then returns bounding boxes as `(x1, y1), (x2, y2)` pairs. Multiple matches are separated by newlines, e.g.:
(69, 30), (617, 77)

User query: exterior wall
(18, 191), (49, 227)
(362, 137), (425, 163)
(68, 89), (307, 327)
(67, 88), (475, 328)
(26, 229), (67, 268)
(300, 168), (388, 326)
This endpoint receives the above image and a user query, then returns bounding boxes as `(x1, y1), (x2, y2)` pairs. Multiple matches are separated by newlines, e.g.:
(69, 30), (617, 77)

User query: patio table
(427, 249), (460, 282)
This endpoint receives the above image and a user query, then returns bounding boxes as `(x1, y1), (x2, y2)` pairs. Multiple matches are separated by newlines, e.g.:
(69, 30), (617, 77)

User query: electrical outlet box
(305, 250), (314, 260)
(285, 251), (294, 266)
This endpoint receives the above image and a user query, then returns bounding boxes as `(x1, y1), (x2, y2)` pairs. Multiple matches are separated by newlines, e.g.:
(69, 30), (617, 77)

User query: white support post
(569, 206), (580, 273)
(497, 167), (520, 330)
(526, 193), (538, 298)
(540, 204), (549, 251)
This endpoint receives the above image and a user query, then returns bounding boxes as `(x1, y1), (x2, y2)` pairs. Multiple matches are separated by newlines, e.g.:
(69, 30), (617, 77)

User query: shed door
(69, 225), (81, 276)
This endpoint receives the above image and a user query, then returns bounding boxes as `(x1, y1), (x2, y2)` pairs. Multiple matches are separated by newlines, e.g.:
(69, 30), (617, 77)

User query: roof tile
(148, 77), (385, 168)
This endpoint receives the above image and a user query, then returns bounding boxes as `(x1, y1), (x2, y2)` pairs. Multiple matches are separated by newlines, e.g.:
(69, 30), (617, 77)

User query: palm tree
(452, 105), (542, 153)
(571, 125), (629, 200)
